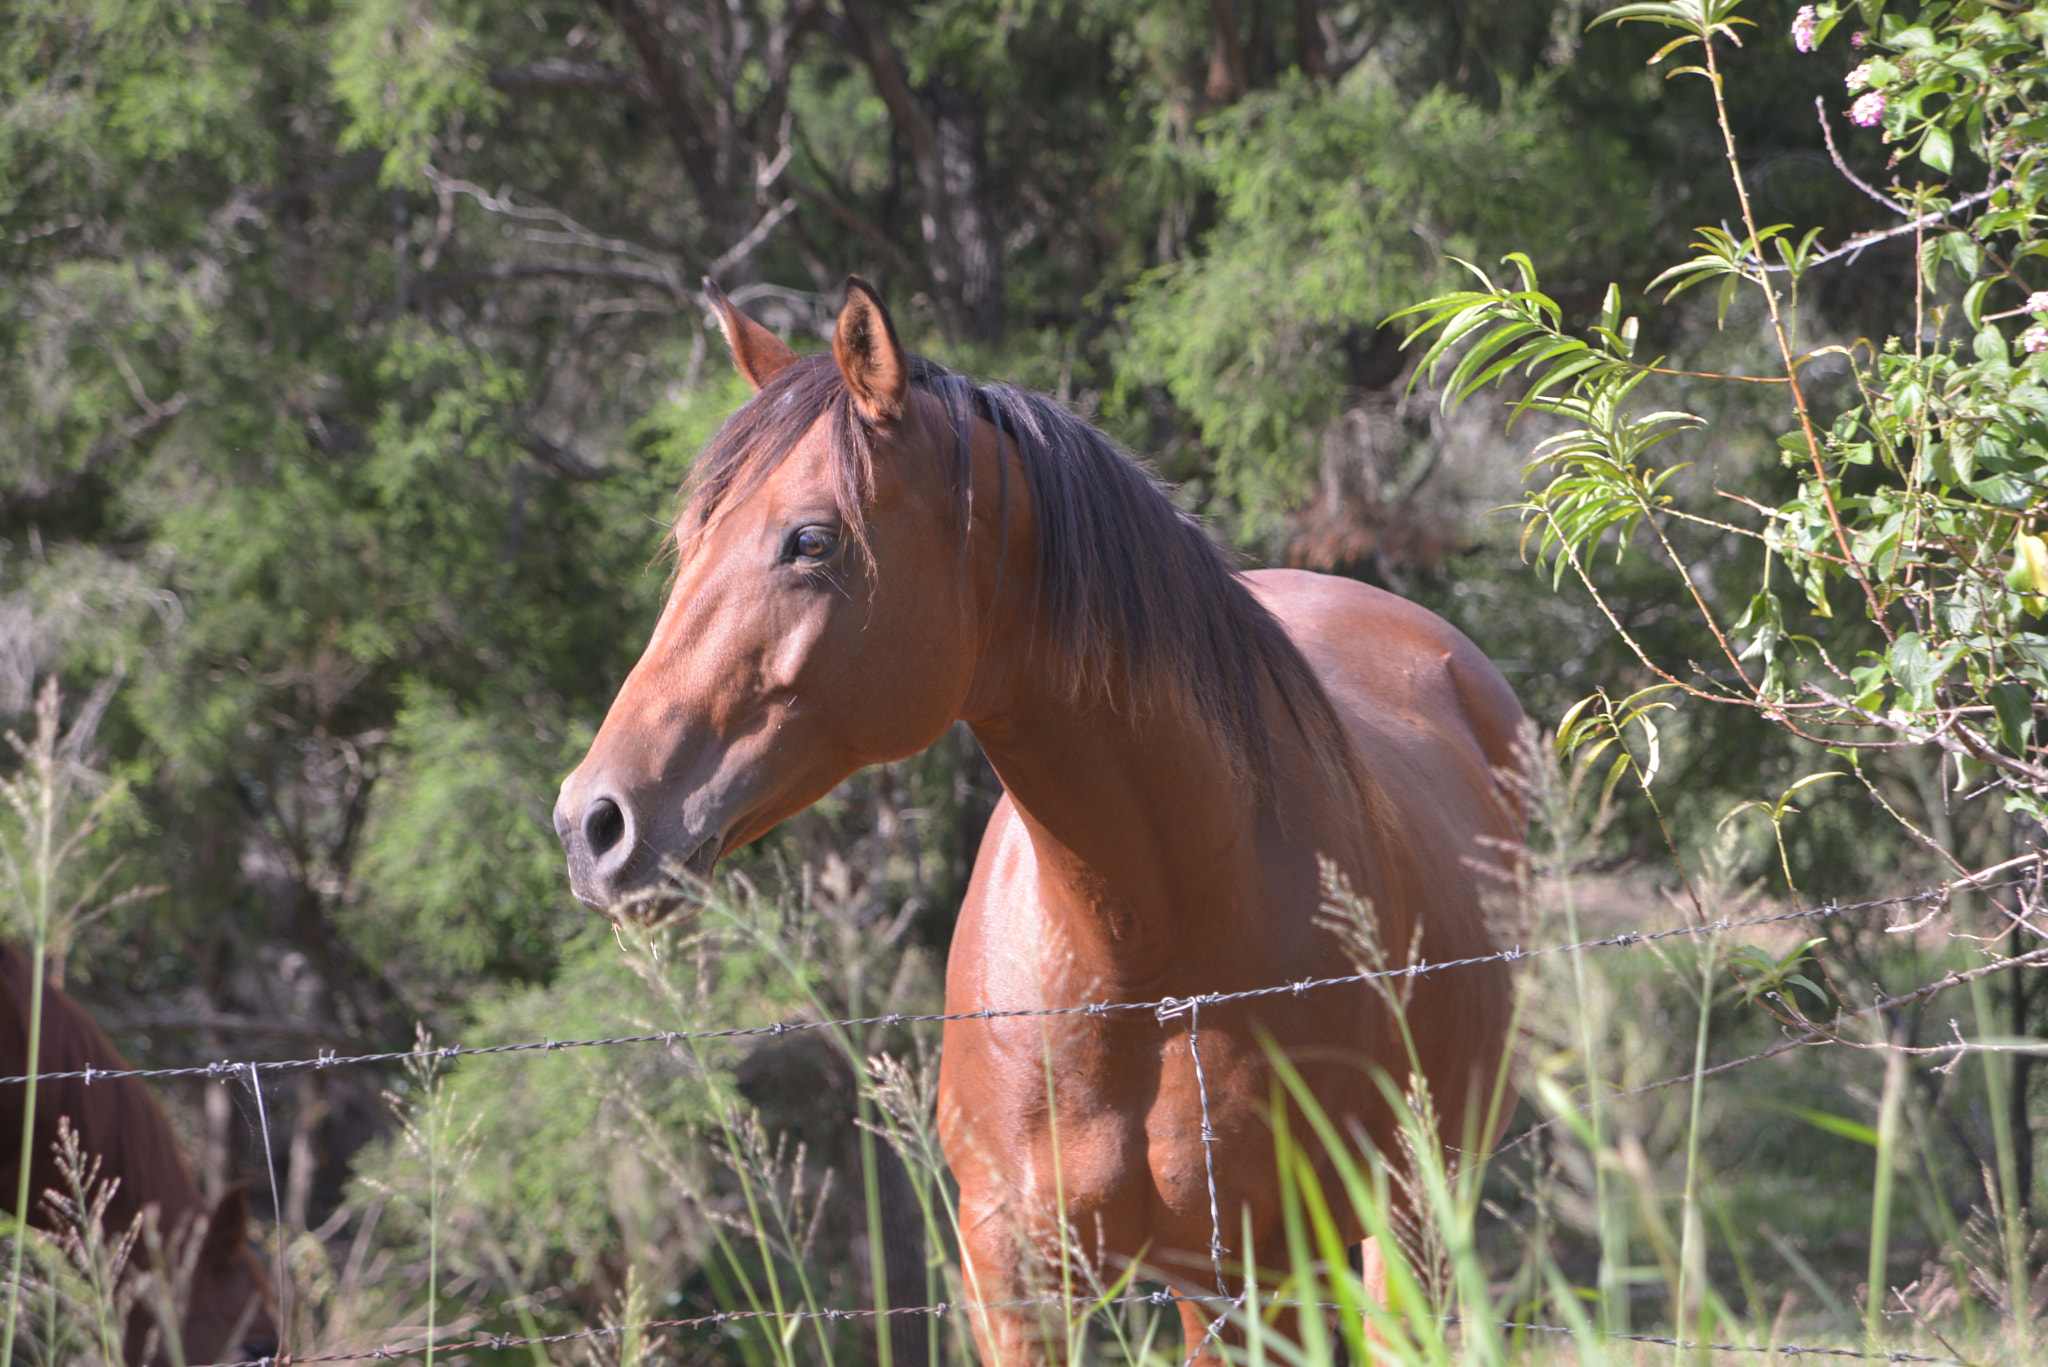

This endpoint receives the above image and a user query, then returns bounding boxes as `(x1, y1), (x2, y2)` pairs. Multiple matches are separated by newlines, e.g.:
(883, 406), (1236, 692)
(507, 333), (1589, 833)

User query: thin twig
(1816, 97), (1912, 216)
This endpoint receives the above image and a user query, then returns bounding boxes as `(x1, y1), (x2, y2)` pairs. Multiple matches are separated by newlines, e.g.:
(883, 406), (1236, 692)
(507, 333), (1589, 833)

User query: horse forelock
(675, 354), (873, 563)
(677, 351), (1362, 806)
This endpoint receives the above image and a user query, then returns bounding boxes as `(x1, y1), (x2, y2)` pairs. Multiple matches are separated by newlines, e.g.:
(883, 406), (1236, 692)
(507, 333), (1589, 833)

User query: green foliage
(330, 0), (497, 184)
(347, 927), (720, 1312)
(1121, 70), (1651, 527)
(1407, 0), (2048, 849)
(350, 681), (583, 992)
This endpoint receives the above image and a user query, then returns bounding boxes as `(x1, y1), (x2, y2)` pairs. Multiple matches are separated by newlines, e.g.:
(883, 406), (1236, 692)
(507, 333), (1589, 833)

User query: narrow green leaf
(1717, 271), (1741, 329)
(1792, 1108), (1881, 1147)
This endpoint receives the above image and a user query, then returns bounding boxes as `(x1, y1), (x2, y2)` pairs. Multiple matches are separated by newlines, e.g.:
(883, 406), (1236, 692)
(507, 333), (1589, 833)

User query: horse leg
(957, 1197), (1055, 1367)
(1359, 1234), (1390, 1305)
(1359, 1236), (1391, 1354)
(1174, 1291), (1231, 1367)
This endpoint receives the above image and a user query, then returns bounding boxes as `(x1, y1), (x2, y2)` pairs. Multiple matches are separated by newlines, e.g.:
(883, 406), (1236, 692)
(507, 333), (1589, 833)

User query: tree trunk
(839, 0), (1005, 343)
(920, 79), (1004, 344)
(1206, 0), (1247, 105)
(1296, 0), (1326, 78)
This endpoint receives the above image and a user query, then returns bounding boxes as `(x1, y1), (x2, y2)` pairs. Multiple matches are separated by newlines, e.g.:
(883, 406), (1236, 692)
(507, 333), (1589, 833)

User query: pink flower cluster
(1793, 5), (1819, 52)
(2027, 291), (2048, 315)
(1851, 92), (1887, 127)
(2022, 325), (2048, 355)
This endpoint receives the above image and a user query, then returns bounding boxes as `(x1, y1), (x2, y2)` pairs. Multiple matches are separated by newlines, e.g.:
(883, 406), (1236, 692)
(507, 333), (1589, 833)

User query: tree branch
(598, 0), (721, 207)
(247, 153), (386, 207)
(1814, 96), (1911, 216)
(404, 257), (683, 304)
(1, 395), (190, 517)
(489, 57), (653, 104)
(838, 0), (944, 188)
(780, 175), (918, 279)
(520, 431), (608, 482)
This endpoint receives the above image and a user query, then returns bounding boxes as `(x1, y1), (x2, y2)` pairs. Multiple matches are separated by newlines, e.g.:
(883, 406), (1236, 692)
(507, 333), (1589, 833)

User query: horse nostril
(584, 796), (627, 858)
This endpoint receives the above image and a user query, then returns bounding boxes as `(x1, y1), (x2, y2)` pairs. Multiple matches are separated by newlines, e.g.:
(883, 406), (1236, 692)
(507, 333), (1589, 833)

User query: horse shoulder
(947, 793), (1036, 1012)
(1243, 568), (1523, 790)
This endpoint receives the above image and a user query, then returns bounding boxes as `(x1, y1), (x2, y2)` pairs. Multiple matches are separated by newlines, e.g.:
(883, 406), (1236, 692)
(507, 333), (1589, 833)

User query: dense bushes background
(1, 0), (2041, 1360)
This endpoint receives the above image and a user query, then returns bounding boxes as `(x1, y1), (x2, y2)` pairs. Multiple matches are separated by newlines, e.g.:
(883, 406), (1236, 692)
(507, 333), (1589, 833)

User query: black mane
(681, 352), (1360, 803)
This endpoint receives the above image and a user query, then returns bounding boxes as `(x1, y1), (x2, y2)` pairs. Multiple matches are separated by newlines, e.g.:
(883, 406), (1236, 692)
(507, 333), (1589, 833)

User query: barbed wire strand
(1157, 994), (1229, 1302)
(10, 873), (2023, 1367)
(1500, 917), (2048, 1155)
(2, 879), (2011, 1090)
(191, 1289), (1968, 1367)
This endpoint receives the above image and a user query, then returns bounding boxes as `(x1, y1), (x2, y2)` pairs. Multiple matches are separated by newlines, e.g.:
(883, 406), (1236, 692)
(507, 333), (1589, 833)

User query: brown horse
(0, 944), (279, 1366)
(554, 278), (1523, 1364)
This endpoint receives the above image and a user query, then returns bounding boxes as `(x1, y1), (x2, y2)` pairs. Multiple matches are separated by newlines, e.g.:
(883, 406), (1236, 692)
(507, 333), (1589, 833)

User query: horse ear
(832, 276), (908, 423)
(704, 278), (797, 391)
(200, 1182), (252, 1268)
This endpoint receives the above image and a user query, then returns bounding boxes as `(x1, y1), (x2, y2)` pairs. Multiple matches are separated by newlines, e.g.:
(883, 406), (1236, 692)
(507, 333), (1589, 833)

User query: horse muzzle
(554, 780), (725, 919)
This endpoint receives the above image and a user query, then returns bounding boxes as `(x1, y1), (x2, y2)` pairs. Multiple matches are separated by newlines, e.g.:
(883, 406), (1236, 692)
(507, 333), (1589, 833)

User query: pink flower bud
(1793, 6), (1819, 52)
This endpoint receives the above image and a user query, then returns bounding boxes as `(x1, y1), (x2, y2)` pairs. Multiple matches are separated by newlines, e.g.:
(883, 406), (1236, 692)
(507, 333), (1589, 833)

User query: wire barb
(0, 876), (2015, 1090)
(188, 1289), (1969, 1367)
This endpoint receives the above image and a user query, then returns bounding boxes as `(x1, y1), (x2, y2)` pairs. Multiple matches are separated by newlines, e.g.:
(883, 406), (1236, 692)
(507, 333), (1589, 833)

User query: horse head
(118, 1183), (278, 1367)
(181, 1183), (279, 1367)
(555, 279), (1007, 915)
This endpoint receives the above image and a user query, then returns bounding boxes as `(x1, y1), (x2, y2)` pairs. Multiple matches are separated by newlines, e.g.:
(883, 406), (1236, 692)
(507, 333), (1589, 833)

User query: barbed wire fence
(4, 871), (2041, 1367)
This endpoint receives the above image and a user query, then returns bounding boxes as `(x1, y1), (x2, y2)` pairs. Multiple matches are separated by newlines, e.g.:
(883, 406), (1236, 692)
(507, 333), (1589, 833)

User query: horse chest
(939, 1004), (1285, 1218)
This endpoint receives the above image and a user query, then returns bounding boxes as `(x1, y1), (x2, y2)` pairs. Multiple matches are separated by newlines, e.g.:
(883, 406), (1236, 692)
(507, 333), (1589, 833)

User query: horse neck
(965, 646), (1269, 939)
(948, 419), (1292, 945)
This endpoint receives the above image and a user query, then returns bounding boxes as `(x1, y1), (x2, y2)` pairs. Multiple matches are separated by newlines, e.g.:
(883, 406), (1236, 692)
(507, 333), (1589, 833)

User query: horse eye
(787, 525), (838, 562)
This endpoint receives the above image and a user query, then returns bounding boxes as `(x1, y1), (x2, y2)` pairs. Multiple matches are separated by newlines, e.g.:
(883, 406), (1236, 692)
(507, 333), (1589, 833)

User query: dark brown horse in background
(1, 944), (279, 1365)
(555, 278), (1524, 1364)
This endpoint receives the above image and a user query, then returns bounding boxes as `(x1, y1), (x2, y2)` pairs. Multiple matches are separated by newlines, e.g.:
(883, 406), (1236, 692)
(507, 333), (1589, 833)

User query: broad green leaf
(1942, 229), (1980, 278)
(1965, 278), (1995, 327)
(1990, 681), (2033, 755)
(1921, 124), (1954, 174)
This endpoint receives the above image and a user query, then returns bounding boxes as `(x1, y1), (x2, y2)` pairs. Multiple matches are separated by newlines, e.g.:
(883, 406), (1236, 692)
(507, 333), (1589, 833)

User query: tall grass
(13, 723), (2045, 1366)
(1, 678), (165, 1365)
